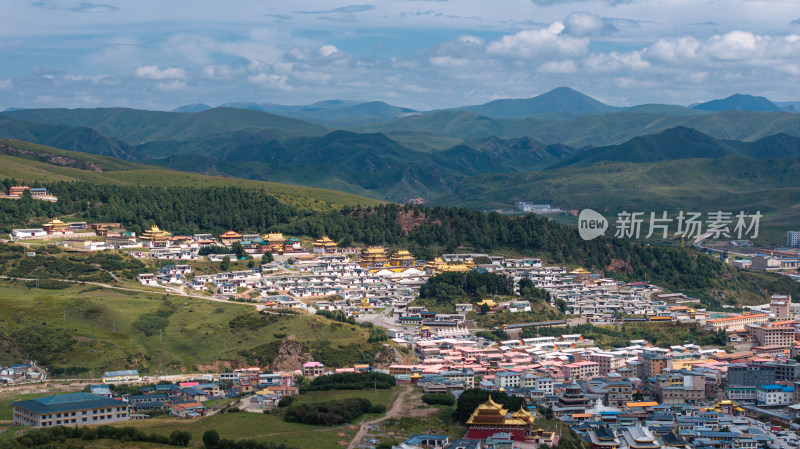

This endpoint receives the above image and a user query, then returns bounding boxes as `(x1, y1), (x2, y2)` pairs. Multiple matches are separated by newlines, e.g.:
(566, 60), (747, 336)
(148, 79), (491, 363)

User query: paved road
(348, 385), (413, 449)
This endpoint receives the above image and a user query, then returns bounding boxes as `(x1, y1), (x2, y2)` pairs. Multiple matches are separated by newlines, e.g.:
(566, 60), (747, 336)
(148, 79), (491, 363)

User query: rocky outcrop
(373, 344), (407, 368)
(269, 336), (313, 372)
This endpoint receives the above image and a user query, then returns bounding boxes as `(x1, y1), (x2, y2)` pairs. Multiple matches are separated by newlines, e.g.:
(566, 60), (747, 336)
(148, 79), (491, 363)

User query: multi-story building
(704, 313), (769, 331)
(563, 361), (600, 380)
(301, 361), (324, 378)
(756, 385), (794, 406)
(590, 353), (627, 375)
(494, 371), (521, 389)
(13, 393), (129, 427)
(769, 295), (792, 318)
(747, 322), (795, 347)
(787, 231), (800, 248)
(607, 381), (633, 408)
(637, 352), (669, 378)
(655, 371), (705, 405)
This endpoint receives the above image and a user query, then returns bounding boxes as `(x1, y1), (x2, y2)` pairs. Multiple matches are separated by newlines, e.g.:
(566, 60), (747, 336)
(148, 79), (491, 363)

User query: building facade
(13, 393), (129, 427)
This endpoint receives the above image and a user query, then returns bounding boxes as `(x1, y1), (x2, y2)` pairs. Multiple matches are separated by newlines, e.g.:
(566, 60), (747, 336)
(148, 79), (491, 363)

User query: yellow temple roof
(314, 236), (337, 246)
(264, 232), (285, 241)
(570, 268), (592, 275)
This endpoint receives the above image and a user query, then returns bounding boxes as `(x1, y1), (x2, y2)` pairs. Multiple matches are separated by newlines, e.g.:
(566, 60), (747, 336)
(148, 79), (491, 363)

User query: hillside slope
(0, 139), (383, 208)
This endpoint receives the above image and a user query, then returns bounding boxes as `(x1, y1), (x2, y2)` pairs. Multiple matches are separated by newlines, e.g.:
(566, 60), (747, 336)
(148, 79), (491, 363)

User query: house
(218, 283), (237, 295)
(169, 401), (206, 418)
(137, 273), (158, 286)
(302, 361), (325, 378)
(102, 370), (140, 384)
(398, 434), (450, 449)
(181, 387), (208, 402)
(13, 393), (129, 427)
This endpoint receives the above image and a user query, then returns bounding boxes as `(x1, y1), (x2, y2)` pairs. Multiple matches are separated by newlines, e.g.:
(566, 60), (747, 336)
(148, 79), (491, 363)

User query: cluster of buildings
(0, 362), (42, 384)
(0, 185), (57, 202)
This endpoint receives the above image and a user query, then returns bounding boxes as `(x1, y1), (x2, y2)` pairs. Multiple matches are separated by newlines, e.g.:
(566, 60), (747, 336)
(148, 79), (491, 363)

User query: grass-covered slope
(0, 138), (383, 209)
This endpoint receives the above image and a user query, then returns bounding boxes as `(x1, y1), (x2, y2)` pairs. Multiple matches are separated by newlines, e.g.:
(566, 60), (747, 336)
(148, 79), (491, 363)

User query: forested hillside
(2, 181), (797, 307)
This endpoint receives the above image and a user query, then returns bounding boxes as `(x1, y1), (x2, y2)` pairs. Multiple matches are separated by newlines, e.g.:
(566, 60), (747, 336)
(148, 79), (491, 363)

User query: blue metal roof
(13, 393), (126, 414)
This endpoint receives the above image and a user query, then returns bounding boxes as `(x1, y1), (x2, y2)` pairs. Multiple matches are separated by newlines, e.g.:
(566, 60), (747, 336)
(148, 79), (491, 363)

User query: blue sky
(0, 0), (798, 110)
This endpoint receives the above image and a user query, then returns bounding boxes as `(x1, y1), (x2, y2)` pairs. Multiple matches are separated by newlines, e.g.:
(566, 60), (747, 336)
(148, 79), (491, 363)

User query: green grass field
(107, 387), (403, 448)
(0, 281), (373, 374)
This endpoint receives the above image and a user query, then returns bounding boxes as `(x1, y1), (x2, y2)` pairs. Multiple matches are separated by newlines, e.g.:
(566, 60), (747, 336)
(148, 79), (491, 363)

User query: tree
(232, 242), (246, 260)
(202, 430), (220, 449)
(220, 255), (231, 271)
(169, 430), (191, 447)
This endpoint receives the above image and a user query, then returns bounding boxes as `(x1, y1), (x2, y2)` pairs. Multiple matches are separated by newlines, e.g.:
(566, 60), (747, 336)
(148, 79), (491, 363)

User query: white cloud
(0, 79), (12, 89)
(487, 22), (589, 58)
(538, 60), (577, 73)
(156, 80), (187, 91)
(200, 64), (244, 80)
(429, 56), (470, 67)
(134, 65), (187, 80)
(319, 44), (339, 57)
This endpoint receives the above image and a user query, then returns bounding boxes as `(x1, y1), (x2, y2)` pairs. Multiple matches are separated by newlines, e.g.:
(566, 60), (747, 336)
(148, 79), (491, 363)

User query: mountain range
(0, 88), (798, 213)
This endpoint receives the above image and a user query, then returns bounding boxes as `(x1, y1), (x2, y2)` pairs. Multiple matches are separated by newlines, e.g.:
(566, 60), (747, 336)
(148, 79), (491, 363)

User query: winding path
(348, 385), (414, 449)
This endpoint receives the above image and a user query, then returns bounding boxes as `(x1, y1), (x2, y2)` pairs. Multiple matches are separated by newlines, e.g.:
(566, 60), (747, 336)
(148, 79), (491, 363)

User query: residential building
(756, 385), (794, 406)
(563, 360), (600, 380)
(607, 381), (633, 408)
(788, 231), (800, 248)
(13, 393), (129, 427)
(102, 370), (140, 384)
(747, 322), (795, 347)
(769, 295), (792, 319)
(637, 351), (669, 378)
(302, 361), (324, 378)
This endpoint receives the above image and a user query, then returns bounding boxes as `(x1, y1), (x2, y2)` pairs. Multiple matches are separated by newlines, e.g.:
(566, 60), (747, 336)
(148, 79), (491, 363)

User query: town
(2, 218), (800, 449)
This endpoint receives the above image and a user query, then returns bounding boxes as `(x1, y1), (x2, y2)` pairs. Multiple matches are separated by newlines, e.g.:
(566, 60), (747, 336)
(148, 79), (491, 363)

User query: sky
(0, 0), (798, 111)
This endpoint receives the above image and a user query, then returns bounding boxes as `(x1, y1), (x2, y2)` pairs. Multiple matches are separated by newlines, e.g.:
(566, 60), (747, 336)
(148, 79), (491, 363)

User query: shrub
(284, 398), (374, 426)
(203, 429), (220, 448)
(278, 396), (295, 407)
(421, 393), (455, 406)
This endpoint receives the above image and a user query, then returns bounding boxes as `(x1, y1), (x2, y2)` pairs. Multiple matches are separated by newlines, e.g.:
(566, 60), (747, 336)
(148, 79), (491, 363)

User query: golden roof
(570, 268), (592, 275)
(141, 225), (170, 239)
(314, 236), (337, 246)
(220, 231), (242, 238)
(363, 246), (386, 254)
(391, 250), (414, 258)
(264, 232), (285, 242)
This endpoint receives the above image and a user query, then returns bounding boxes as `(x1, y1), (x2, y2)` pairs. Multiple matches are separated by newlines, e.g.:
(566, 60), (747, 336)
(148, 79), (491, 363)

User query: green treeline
(283, 398), (384, 426)
(418, 271), (515, 303)
(301, 372), (396, 393)
(0, 425), (191, 448)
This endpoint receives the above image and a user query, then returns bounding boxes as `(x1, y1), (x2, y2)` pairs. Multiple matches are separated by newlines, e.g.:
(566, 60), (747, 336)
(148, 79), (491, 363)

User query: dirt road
(348, 385), (413, 449)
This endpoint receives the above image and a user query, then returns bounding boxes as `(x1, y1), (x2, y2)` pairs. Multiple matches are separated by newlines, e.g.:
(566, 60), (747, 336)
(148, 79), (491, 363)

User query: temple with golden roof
(219, 231), (243, 245)
(389, 250), (416, 267)
(465, 397), (535, 441)
(424, 257), (476, 275)
(312, 236), (338, 254)
(43, 218), (70, 233)
(140, 225), (171, 248)
(360, 246), (388, 268)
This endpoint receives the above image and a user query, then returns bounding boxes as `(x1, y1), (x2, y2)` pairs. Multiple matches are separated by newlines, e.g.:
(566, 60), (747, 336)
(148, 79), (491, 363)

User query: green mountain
(0, 116), (135, 160)
(441, 154), (800, 219)
(549, 127), (800, 168)
(692, 94), (782, 112)
(172, 103), (212, 113)
(0, 138), (384, 209)
(459, 86), (620, 119)
(217, 99), (418, 125)
(358, 109), (800, 147)
(0, 107), (329, 143)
